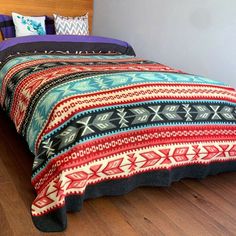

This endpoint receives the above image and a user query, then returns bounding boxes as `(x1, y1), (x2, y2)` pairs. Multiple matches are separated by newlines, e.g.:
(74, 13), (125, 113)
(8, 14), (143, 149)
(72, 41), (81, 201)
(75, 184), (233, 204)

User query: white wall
(93, 0), (236, 87)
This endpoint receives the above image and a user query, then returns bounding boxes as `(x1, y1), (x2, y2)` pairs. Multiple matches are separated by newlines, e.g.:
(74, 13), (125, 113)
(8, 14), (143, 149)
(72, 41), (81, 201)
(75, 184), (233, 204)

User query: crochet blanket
(0, 35), (236, 232)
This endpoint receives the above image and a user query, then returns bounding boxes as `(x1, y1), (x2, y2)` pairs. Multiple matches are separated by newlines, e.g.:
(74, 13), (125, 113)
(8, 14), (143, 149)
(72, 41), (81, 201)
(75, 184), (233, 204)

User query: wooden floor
(1, 109), (236, 236)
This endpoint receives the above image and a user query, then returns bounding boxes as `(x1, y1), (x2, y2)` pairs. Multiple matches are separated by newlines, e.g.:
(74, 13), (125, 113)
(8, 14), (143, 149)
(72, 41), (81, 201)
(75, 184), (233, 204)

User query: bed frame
(0, 0), (94, 41)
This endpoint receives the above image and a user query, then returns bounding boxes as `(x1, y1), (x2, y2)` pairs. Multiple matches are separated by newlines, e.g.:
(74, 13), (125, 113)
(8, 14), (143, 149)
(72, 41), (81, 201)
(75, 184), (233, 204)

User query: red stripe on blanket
(32, 125), (236, 192)
(34, 83), (236, 151)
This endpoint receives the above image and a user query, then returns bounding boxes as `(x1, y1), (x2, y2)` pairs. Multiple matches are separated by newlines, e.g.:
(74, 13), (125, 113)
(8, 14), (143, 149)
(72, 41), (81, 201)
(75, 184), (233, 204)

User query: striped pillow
(0, 14), (55, 39)
(53, 13), (89, 35)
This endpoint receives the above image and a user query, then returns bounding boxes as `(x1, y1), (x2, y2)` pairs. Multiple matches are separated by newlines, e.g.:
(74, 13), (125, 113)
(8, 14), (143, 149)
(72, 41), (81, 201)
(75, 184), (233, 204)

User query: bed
(0, 0), (236, 232)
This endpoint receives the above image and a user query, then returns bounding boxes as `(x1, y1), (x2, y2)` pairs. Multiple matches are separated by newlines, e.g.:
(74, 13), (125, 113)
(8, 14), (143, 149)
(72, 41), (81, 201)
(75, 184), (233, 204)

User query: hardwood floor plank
(0, 182), (41, 236)
(88, 198), (138, 236)
(0, 202), (14, 236)
(118, 189), (185, 236)
(66, 201), (120, 236)
(140, 186), (218, 236)
(185, 177), (236, 215)
(67, 198), (139, 236)
(0, 151), (11, 185)
(181, 179), (236, 235)
(111, 194), (164, 236)
(170, 181), (233, 235)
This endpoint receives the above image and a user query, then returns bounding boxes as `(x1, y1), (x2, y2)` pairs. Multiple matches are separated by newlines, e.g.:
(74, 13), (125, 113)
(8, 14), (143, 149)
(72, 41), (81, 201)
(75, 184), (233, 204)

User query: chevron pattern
(53, 13), (89, 35)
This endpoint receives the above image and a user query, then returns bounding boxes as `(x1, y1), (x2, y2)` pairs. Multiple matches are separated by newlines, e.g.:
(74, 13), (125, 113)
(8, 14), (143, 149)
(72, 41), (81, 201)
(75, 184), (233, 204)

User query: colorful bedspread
(0, 35), (236, 232)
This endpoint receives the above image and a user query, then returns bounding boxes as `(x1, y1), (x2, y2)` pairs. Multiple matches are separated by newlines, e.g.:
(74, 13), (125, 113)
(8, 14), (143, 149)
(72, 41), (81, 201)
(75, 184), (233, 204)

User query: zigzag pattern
(54, 14), (89, 35)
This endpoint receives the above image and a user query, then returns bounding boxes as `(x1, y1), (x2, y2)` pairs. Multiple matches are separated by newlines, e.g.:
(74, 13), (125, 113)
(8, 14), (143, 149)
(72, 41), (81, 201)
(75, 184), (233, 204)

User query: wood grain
(0, 0), (93, 41)
(0, 108), (236, 235)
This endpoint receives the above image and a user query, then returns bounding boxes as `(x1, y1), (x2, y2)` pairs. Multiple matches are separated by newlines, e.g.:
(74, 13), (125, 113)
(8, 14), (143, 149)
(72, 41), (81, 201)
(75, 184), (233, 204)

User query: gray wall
(93, 0), (236, 87)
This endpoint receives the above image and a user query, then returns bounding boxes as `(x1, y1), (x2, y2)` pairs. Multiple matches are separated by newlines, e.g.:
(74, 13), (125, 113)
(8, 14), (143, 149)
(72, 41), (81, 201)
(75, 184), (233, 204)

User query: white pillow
(12, 12), (46, 37)
(53, 13), (89, 35)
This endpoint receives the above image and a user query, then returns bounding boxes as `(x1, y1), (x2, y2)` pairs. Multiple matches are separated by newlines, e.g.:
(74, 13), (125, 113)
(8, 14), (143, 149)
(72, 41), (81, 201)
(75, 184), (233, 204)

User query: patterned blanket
(0, 36), (236, 232)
